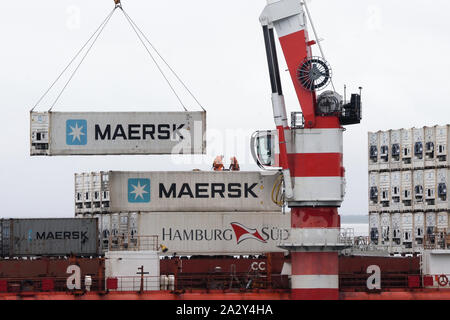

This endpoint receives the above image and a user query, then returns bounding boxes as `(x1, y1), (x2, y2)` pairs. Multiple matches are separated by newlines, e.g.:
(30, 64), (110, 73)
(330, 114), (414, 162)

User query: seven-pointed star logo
(69, 123), (85, 142)
(128, 179), (151, 203)
(66, 119), (87, 145)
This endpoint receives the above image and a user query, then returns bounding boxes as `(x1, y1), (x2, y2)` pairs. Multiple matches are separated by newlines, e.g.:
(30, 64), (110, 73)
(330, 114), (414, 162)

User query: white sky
(1, 0), (449, 218)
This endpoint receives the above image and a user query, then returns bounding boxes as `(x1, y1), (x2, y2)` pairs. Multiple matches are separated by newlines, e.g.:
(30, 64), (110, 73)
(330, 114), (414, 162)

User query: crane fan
(296, 56), (332, 91)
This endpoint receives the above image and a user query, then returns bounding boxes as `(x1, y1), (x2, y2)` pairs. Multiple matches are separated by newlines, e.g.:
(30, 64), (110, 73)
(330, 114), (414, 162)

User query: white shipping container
(390, 171), (401, 211)
(75, 171), (282, 214)
(97, 211), (291, 255)
(437, 212), (449, 229)
(413, 212), (424, 242)
(424, 126), (436, 167)
(412, 128), (425, 169)
(424, 169), (436, 210)
(401, 128), (413, 169)
(368, 132), (379, 171)
(391, 213), (401, 245)
(436, 168), (449, 210)
(30, 111), (206, 156)
(379, 172), (390, 209)
(390, 129), (401, 170)
(368, 172), (379, 212)
(401, 171), (413, 211)
(425, 212), (437, 235)
(379, 131), (390, 170)
(380, 213), (391, 244)
(436, 125), (450, 167)
(401, 213), (413, 244)
(413, 170), (425, 211)
(369, 213), (380, 244)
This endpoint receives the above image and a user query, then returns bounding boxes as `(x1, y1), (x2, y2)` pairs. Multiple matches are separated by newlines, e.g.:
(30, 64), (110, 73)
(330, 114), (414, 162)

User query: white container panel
(435, 125), (449, 167)
(401, 213), (413, 243)
(414, 212), (424, 240)
(424, 126), (436, 167)
(437, 212), (449, 229)
(390, 171), (401, 211)
(380, 213), (391, 244)
(379, 172), (390, 209)
(391, 213), (401, 245)
(424, 169), (436, 210)
(401, 128), (413, 169)
(401, 171), (413, 211)
(425, 212), (437, 236)
(368, 132), (379, 171)
(412, 128), (425, 169)
(413, 170), (425, 211)
(390, 130), (401, 170)
(137, 211), (290, 255)
(368, 172), (379, 212)
(379, 131), (390, 170)
(436, 168), (449, 210)
(30, 111), (206, 156)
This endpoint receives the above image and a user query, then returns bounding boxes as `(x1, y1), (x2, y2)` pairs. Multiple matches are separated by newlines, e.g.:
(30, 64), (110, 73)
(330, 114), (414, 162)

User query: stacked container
(368, 125), (450, 254)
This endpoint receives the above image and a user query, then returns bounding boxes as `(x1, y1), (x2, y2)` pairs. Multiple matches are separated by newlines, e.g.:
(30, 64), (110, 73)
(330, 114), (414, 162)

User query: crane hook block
(114, 0), (121, 5)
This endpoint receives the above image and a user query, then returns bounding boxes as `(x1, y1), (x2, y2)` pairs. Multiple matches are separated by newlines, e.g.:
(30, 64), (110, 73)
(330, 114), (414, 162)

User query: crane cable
(30, 7), (116, 112)
(31, 3), (204, 113)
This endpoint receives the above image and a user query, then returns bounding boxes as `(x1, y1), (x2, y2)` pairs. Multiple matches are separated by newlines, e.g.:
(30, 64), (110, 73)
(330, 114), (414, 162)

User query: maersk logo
(66, 119), (87, 145)
(128, 178), (151, 203)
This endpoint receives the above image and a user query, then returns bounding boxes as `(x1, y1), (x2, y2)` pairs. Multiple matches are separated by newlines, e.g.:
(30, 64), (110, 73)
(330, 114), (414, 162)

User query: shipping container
(390, 129), (401, 170)
(379, 131), (390, 170)
(413, 170), (425, 211)
(368, 172), (379, 212)
(401, 171), (413, 211)
(368, 132), (379, 171)
(379, 213), (390, 245)
(436, 168), (449, 210)
(391, 213), (401, 246)
(401, 128), (413, 169)
(424, 169), (436, 210)
(401, 213), (413, 247)
(436, 125), (450, 167)
(369, 213), (380, 244)
(425, 212), (437, 235)
(390, 171), (401, 211)
(379, 172), (390, 209)
(0, 218), (98, 257)
(93, 211), (290, 255)
(413, 212), (424, 245)
(75, 171), (282, 214)
(30, 111), (206, 156)
(424, 126), (436, 168)
(412, 128), (425, 169)
(437, 212), (449, 230)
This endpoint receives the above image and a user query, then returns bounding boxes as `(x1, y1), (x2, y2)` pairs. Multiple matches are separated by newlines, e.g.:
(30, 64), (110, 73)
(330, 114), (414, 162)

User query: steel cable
(120, 8), (206, 112)
(30, 8), (116, 112)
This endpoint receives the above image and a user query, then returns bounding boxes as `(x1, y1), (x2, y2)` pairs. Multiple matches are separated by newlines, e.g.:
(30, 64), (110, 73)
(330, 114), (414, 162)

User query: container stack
(368, 125), (450, 254)
(75, 171), (290, 255)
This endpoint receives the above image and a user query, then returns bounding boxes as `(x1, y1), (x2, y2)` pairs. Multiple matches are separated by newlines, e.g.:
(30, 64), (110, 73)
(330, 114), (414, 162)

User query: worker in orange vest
(229, 157), (240, 171)
(213, 155), (224, 171)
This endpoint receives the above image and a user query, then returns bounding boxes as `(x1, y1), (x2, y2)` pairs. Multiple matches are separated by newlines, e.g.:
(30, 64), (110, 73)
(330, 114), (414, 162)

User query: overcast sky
(1, 0), (450, 218)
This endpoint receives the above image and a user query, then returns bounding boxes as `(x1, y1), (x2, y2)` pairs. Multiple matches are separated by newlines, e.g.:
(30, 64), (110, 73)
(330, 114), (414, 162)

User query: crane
(254, 0), (362, 300)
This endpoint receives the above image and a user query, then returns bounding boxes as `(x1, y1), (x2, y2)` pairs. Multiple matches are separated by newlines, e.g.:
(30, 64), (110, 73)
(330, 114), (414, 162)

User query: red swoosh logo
(230, 222), (267, 244)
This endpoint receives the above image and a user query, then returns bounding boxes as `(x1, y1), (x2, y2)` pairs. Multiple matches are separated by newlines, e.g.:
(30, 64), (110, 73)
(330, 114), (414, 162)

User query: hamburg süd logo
(230, 222), (267, 244)
(128, 178), (151, 203)
(66, 119), (87, 145)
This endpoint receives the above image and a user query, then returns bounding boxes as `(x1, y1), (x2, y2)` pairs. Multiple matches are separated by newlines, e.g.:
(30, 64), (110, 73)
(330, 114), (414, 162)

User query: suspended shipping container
(30, 111), (206, 156)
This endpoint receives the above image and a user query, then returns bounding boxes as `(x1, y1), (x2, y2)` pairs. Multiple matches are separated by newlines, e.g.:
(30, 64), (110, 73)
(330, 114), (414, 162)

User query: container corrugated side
(30, 111), (206, 156)
(1, 218), (99, 257)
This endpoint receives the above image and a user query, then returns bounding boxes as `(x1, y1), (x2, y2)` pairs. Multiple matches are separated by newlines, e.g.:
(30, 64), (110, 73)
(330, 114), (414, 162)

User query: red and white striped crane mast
(258, 0), (361, 300)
